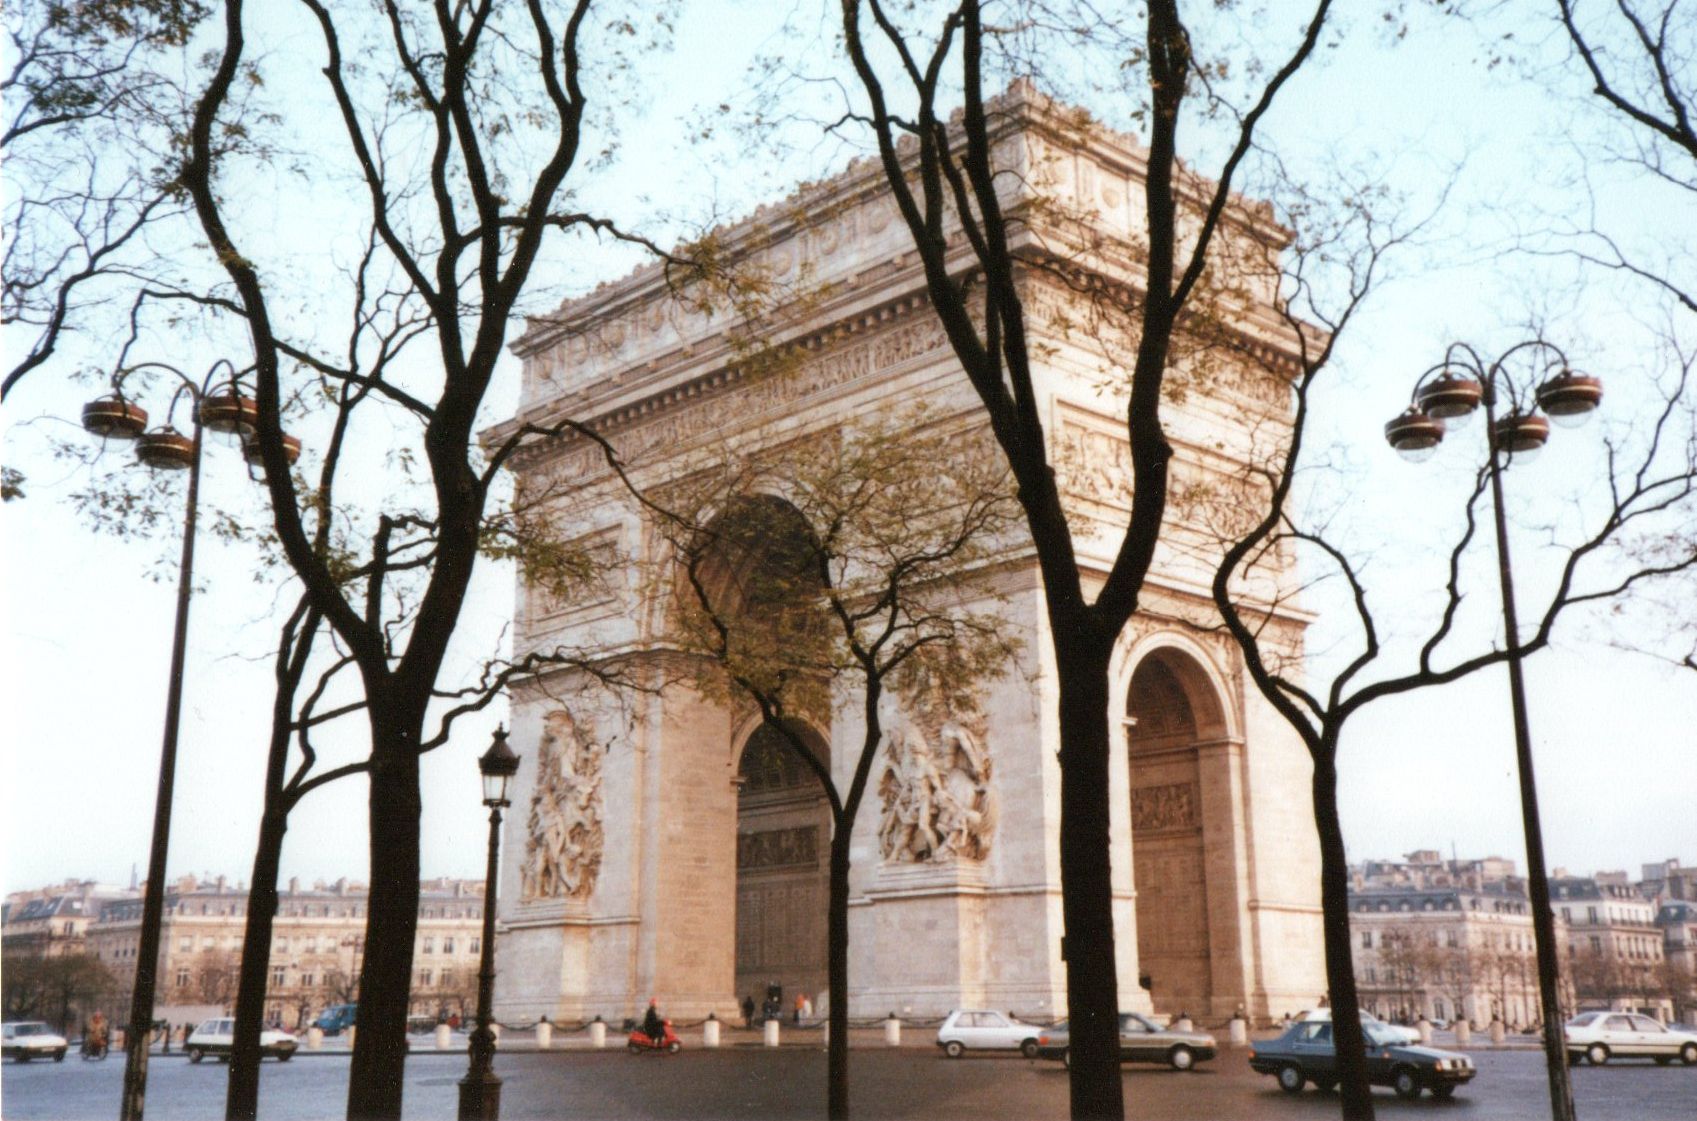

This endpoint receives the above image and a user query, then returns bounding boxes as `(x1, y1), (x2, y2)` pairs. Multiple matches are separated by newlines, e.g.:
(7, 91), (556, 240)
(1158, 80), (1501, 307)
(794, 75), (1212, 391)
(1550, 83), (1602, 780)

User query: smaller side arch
(1109, 629), (1239, 744)
(730, 716), (832, 1016)
(1115, 628), (1250, 1021)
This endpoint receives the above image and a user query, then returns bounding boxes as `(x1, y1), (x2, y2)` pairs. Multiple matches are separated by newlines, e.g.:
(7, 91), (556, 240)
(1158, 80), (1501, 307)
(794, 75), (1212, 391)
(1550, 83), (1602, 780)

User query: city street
(4, 1044), (1693, 1120)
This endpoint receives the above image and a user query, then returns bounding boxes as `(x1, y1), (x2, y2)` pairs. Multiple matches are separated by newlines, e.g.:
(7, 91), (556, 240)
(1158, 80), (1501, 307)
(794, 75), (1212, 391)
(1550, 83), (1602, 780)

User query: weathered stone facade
(487, 88), (1324, 1025)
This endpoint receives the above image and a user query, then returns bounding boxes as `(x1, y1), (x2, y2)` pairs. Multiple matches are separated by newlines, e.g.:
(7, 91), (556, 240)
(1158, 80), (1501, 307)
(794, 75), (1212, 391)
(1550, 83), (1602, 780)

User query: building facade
(486, 87), (1326, 1026)
(1551, 874), (1673, 1021)
(1, 880), (130, 958)
(1656, 901), (1697, 1020)
(1348, 883), (1556, 1029)
(85, 875), (484, 1028)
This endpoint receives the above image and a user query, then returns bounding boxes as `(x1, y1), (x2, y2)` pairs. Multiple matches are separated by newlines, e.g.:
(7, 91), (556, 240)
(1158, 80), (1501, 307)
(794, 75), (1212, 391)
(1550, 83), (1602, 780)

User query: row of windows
(100, 900), (480, 924)
(419, 936), (476, 954)
(1354, 897), (1525, 914)
(1362, 929), (1465, 950)
(415, 969), (461, 987)
(1559, 904), (1655, 926)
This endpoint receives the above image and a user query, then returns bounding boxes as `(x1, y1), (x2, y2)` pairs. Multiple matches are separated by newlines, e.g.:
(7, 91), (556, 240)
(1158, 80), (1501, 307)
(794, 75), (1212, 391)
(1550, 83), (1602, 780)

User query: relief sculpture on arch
(522, 710), (604, 902)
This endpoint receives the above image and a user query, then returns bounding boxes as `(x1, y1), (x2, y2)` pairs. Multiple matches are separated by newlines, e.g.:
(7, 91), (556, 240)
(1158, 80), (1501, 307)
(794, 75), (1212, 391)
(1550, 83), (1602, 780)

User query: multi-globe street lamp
(460, 727), (520, 1121)
(1385, 341), (1601, 1121)
(82, 364), (300, 1121)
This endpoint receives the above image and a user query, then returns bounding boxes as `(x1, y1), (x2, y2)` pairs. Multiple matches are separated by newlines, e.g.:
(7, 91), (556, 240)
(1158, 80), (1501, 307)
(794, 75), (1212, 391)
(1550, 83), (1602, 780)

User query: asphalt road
(4, 1044), (1693, 1120)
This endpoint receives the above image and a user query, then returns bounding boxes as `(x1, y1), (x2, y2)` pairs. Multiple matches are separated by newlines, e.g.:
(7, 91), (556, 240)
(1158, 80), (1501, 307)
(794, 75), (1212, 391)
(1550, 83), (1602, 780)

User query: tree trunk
(827, 821), (852, 1120)
(1055, 642), (1124, 1121)
(1313, 746), (1374, 1121)
(226, 808), (286, 1121)
(346, 745), (421, 1121)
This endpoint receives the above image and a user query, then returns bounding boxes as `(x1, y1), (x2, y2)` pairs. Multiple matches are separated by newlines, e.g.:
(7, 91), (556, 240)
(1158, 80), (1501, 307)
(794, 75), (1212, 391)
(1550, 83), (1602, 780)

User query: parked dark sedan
(1249, 1020), (1476, 1099)
(1034, 1012), (1217, 1070)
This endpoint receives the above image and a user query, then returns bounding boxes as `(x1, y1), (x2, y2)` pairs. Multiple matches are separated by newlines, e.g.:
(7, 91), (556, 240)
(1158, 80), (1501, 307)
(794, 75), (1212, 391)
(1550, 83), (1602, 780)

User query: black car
(1034, 1012), (1218, 1070)
(1249, 1020), (1476, 1100)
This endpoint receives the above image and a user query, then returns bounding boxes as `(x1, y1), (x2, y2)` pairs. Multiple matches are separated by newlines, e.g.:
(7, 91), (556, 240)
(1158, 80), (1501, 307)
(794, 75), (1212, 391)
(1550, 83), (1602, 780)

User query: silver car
(1564, 1011), (1697, 1065)
(186, 1018), (297, 1063)
(935, 1010), (1044, 1058)
(1034, 1012), (1218, 1070)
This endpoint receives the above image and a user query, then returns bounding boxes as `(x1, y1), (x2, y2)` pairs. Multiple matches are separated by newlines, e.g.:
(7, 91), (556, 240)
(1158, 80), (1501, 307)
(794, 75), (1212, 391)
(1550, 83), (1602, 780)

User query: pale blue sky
(2, 1), (1693, 895)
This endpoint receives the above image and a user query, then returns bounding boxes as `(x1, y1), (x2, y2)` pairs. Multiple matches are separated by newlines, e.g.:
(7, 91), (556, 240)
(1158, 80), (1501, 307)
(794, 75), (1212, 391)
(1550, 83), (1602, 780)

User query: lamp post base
(457, 1070), (502, 1121)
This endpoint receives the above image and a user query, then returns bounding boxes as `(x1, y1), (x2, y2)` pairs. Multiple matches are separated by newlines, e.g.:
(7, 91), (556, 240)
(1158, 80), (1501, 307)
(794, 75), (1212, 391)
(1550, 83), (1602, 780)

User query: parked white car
(3, 1021), (69, 1062)
(1564, 1011), (1697, 1065)
(186, 1018), (297, 1063)
(1292, 1008), (1421, 1045)
(936, 1010), (1044, 1058)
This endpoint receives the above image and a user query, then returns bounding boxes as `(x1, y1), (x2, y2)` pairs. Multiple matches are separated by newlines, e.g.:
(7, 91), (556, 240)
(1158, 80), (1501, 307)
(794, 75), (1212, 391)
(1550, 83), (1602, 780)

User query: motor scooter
(626, 1020), (682, 1054)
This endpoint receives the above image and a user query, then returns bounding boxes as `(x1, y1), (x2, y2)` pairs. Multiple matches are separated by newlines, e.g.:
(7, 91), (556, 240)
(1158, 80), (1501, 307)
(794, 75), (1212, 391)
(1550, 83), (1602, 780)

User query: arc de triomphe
(485, 88), (1325, 1025)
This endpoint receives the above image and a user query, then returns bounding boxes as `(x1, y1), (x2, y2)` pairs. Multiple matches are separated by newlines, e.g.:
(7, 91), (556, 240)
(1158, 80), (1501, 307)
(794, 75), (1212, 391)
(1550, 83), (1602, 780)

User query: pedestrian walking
(742, 995), (755, 1028)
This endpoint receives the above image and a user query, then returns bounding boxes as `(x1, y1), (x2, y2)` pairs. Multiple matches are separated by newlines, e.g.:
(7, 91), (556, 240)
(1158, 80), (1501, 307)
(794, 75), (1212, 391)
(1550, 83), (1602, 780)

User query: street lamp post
(82, 365), (299, 1121)
(460, 727), (520, 1121)
(1386, 342), (1602, 1121)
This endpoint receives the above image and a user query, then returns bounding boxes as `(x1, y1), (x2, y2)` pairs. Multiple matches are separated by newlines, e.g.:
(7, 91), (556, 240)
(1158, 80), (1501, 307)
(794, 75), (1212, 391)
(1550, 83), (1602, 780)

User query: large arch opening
(685, 493), (833, 1014)
(734, 720), (831, 1011)
(1126, 648), (1226, 1017)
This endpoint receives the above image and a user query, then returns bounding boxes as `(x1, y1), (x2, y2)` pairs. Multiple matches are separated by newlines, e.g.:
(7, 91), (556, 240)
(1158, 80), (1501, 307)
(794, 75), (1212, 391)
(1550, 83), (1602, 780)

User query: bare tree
(2, 950), (119, 1033)
(1554, 0), (1697, 667)
(834, 4), (1338, 1115)
(1, 0), (211, 402)
(191, 949), (240, 1007)
(1431, 940), (1477, 1027)
(161, 2), (721, 1114)
(1375, 927), (1426, 1023)
(1209, 304), (1696, 1118)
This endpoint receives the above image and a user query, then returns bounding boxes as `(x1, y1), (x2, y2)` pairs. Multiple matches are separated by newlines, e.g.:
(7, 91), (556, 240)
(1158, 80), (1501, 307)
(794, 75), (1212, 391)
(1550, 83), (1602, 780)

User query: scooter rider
(84, 1012), (109, 1058)
(642, 998), (665, 1045)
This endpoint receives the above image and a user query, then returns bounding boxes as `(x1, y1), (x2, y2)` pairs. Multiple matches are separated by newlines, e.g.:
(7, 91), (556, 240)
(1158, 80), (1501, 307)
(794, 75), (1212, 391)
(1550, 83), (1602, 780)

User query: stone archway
(733, 721), (831, 1010)
(691, 494), (834, 1012)
(1125, 648), (1228, 1017)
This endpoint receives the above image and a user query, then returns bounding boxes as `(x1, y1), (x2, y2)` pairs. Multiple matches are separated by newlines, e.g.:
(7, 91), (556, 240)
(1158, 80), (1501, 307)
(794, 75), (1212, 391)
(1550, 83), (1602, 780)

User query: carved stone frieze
(522, 711), (605, 902)
(737, 826), (819, 871)
(1131, 782), (1199, 832)
(1054, 409), (1268, 542)
(540, 313), (949, 480)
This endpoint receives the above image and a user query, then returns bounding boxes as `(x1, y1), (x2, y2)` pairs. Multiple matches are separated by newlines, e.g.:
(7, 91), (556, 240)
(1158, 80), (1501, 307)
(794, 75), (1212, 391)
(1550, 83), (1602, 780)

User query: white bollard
(436, 1023), (452, 1050)
(490, 1023), (502, 1043)
(1228, 1018), (1248, 1047)
(346, 1025), (356, 1049)
(1417, 1019), (1432, 1045)
(763, 1018), (781, 1047)
(589, 1019), (606, 1049)
(703, 1018), (721, 1048)
(307, 1027), (324, 1051)
(884, 1017), (902, 1047)
(1490, 1020), (1505, 1046)
(536, 1021), (552, 1050)
(1455, 1021), (1471, 1048)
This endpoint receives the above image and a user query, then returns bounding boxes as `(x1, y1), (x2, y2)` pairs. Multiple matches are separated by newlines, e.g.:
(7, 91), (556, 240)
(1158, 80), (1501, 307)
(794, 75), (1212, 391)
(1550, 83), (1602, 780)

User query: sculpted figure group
(522, 711), (604, 901)
(876, 693), (997, 863)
